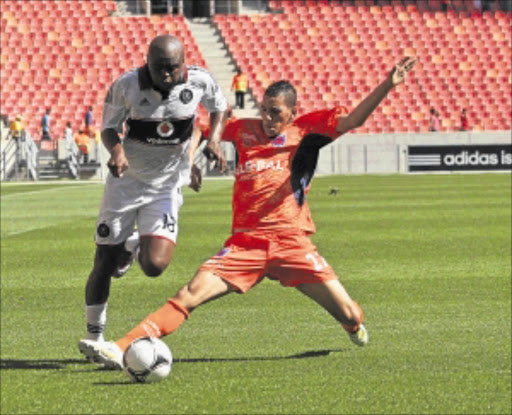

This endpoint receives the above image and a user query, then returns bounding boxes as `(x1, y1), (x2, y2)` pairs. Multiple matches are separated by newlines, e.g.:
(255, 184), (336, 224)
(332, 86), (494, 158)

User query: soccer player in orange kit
(79, 57), (417, 369)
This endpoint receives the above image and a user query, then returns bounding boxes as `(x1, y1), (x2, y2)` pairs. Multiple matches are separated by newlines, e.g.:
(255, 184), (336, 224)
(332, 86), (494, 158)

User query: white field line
(1, 183), (101, 200)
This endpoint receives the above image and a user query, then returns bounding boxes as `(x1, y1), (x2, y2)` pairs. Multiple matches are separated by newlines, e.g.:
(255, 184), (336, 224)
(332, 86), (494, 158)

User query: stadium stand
(214, 0), (511, 133)
(0, 0), (510, 140)
(0, 0), (207, 142)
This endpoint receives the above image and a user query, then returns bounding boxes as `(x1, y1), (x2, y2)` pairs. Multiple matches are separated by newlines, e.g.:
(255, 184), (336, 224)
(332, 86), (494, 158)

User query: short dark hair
(265, 80), (297, 107)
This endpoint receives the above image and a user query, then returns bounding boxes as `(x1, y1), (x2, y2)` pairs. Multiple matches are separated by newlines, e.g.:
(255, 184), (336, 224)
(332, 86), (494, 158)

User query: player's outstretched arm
(336, 57), (417, 136)
(205, 110), (229, 172)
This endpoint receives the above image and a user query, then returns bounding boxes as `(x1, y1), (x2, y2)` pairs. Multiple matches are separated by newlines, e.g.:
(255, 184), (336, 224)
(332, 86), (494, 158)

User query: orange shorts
(198, 229), (338, 293)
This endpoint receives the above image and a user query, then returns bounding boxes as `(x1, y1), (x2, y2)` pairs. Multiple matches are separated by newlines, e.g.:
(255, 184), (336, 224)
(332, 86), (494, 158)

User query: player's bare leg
(174, 270), (236, 310)
(138, 236), (175, 277)
(118, 270), (234, 348)
(82, 234), (177, 350)
(84, 244), (126, 343)
(296, 280), (368, 346)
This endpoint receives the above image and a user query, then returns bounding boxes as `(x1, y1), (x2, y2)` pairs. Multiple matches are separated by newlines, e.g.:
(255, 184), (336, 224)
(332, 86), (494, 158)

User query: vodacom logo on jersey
(236, 158), (286, 175)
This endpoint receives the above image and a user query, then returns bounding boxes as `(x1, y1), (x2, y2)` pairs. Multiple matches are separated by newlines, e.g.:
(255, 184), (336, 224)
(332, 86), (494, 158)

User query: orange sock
(116, 299), (189, 352)
(341, 301), (364, 333)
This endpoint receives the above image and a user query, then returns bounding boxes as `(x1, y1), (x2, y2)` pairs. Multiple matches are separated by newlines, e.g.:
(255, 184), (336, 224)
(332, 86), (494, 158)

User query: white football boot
(112, 230), (140, 278)
(348, 323), (369, 347)
(78, 339), (124, 370)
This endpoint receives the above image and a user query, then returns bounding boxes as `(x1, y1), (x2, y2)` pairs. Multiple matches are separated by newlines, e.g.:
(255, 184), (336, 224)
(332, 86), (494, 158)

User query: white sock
(85, 303), (107, 341)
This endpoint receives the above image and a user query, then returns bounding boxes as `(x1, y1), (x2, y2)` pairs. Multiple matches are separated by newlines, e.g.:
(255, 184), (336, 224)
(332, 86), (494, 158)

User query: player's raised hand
(189, 163), (202, 192)
(108, 143), (129, 178)
(390, 57), (417, 86)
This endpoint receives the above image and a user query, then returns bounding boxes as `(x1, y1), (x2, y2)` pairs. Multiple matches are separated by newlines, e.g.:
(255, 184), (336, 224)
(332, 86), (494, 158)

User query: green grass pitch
(1, 174), (510, 414)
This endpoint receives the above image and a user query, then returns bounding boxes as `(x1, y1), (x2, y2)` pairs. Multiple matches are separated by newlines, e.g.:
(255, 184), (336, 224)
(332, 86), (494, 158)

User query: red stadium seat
(0, 1), (214, 138)
(2, 1), (511, 135)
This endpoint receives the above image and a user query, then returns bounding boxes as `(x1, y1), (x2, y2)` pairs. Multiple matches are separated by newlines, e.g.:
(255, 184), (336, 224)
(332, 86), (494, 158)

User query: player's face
(260, 95), (296, 137)
(148, 50), (185, 91)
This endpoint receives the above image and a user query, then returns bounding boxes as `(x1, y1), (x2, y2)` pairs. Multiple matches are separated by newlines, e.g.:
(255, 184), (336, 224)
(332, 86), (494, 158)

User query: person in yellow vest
(231, 69), (248, 109)
(75, 129), (90, 163)
(9, 115), (24, 140)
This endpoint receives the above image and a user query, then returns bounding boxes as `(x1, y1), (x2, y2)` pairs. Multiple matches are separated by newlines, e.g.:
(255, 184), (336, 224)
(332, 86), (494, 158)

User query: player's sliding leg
(117, 270), (234, 350)
(78, 300), (187, 369)
(79, 270), (235, 369)
(295, 279), (368, 346)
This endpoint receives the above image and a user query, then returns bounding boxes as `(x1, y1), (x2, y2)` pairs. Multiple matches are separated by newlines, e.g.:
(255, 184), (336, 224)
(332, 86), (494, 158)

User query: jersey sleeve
(220, 118), (240, 142)
(294, 106), (348, 140)
(200, 71), (228, 114)
(102, 77), (129, 134)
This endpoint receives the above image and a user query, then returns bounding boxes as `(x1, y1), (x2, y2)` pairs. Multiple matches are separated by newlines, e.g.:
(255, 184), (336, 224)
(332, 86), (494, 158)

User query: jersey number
(305, 252), (328, 271)
(163, 213), (176, 233)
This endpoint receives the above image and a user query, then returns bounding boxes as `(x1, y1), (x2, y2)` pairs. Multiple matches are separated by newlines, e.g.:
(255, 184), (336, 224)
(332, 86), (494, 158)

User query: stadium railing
(0, 131), (38, 181)
(0, 136), (18, 181)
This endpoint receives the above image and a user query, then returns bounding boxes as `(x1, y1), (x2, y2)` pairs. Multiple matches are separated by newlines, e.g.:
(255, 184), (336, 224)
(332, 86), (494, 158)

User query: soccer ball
(123, 337), (173, 383)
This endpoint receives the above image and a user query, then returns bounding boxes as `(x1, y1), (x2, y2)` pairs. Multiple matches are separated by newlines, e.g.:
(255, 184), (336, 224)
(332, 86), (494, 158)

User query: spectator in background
(75, 129), (90, 163)
(65, 121), (74, 160)
(232, 69), (248, 109)
(429, 108), (441, 132)
(10, 115), (24, 140)
(85, 106), (93, 135)
(41, 108), (52, 141)
(459, 108), (470, 131)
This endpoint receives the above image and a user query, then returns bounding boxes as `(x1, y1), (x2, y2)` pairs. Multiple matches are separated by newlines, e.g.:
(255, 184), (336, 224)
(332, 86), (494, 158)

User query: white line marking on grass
(1, 183), (102, 199)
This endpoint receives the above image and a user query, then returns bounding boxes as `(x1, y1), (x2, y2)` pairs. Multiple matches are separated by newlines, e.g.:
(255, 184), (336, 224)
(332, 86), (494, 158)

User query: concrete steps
(36, 150), (99, 180)
(187, 19), (259, 118)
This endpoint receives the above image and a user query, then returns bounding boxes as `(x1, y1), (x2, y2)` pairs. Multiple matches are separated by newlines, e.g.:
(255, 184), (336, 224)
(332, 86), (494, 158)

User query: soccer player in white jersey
(79, 35), (229, 355)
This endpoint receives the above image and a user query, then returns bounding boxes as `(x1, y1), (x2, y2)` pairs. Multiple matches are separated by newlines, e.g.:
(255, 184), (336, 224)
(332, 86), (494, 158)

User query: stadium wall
(317, 130), (512, 174)
(91, 131), (510, 181)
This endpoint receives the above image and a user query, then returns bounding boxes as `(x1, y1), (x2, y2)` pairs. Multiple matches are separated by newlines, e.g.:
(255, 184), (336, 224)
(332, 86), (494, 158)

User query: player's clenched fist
(108, 143), (129, 178)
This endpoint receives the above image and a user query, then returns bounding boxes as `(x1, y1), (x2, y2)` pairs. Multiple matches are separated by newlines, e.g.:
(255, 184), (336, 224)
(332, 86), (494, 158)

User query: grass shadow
(0, 358), (89, 370)
(174, 348), (344, 363)
(1, 348), (344, 373)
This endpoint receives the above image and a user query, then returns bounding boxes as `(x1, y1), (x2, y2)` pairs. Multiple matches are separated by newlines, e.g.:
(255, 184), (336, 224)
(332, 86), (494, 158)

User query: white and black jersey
(102, 65), (227, 187)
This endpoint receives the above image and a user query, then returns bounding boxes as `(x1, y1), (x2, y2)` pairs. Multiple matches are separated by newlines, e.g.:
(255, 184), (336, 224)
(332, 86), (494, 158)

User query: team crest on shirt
(272, 134), (286, 147)
(241, 133), (258, 147)
(179, 89), (193, 104)
(157, 121), (174, 137)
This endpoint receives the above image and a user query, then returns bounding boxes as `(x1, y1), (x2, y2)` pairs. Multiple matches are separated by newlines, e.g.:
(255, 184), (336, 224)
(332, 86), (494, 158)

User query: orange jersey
(223, 106), (347, 234)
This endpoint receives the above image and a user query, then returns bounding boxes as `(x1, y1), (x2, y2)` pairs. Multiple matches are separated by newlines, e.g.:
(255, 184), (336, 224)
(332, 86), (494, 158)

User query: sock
(116, 299), (189, 352)
(85, 303), (107, 341)
(341, 301), (364, 333)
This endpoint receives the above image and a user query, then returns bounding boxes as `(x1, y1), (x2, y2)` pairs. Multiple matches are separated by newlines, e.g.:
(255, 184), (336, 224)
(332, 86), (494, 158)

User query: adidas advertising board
(408, 145), (512, 171)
